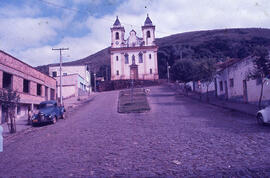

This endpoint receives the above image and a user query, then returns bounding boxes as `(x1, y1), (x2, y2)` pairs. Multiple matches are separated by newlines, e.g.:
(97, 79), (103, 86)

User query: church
(110, 15), (159, 80)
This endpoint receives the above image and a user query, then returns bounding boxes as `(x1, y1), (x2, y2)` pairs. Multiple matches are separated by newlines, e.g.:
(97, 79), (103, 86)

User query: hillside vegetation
(36, 28), (270, 79)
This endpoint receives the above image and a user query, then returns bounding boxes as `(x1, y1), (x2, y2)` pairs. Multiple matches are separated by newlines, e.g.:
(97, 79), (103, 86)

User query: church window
(149, 54), (152, 59)
(125, 54), (129, 64)
(116, 56), (119, 61)
(116, 70), (119, 75)
(147, 31), (151, 38)
(150, 68), (153, 74)
(115, 32), (119, 40)
(139, 53), (143, 63)
(132, 55), (135, 64)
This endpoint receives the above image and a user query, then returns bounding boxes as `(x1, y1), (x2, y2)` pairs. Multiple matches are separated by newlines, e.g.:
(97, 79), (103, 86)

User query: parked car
(257, 106), (270, 125)
(32, 100), (65, 126)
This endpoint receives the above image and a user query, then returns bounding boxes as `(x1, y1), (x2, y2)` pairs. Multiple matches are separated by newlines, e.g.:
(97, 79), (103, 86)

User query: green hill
(36, 28), (270, 79)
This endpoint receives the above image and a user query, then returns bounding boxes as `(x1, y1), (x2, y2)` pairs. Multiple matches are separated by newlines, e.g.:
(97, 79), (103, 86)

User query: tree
(248, 46), (270, 109)
(0, 89), (20, 133)
(171, 59), (196, 95)
(158, 47), (173, 79)
(196, 58), (216, 102)
(172, 44), (185, 60)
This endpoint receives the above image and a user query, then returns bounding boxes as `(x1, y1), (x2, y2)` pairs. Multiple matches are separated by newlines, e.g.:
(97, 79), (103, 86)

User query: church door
(130, 65), (138, 80)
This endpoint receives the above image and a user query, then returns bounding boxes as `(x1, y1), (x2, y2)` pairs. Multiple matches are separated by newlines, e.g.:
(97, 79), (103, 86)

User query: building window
(115, 32), (119, 40)
(256, 78), (262, 85)
(125, 54), (129, 64)
(229, 79), (234, 88)
(149, 54), (151, 59)
(116, 56), (119, 61)
(52, 71), (57, 77)
(116, 70), (119, 75)
(2, 72), (12, 89)
(23, 79), (30, 93)
(37, 84), (42, 96)
(139, 52), (143, 63)
(50, 89), (55, 100)
(219, 81), (223, 91)
(147, 30), (151, 38)
(132, 55), (135, 64)
(150, 68), (153, 74)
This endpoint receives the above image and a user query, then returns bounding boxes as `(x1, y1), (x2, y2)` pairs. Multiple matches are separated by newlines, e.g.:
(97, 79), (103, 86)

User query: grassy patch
(118, 88), (150, 113)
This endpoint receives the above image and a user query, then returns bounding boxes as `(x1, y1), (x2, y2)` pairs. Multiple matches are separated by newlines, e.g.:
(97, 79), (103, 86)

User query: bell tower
(142, 14), (155, 46)
(111, 16), (125, 48)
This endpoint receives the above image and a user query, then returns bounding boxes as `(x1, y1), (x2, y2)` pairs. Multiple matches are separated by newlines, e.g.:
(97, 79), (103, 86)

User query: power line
(38, 0), (171, 36)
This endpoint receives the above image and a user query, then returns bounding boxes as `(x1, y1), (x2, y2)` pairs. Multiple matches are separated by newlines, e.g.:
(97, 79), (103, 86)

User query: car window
(39, 103), (55, 108)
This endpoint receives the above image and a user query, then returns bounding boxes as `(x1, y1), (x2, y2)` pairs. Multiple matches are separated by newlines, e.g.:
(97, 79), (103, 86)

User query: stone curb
(179, 93), (257, 117)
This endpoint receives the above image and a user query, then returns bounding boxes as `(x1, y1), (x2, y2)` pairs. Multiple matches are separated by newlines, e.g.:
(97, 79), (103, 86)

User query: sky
(0, 0), (270, 67)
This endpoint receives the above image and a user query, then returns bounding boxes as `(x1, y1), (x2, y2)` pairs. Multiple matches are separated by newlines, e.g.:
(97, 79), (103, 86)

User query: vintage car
(257, 106), (270, 125)
(32, 100), (65, 126)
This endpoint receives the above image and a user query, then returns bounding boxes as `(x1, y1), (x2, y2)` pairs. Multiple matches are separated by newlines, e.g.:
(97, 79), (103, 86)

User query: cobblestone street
(1, 86), (270, 177)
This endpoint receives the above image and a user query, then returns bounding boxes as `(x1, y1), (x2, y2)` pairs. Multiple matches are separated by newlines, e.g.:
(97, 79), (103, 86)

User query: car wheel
(257, 114), (265, 126)
(52, 116), (57, 124)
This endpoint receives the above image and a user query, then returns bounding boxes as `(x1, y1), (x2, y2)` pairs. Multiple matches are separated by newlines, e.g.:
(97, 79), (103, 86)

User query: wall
(62, 86), (76, 99)
(247, 78), (270, 105)
(193, 81), (215, 93)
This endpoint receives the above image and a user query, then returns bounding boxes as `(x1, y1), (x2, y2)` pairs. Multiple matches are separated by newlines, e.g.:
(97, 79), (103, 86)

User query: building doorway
(130, 65), (138, 80)
(225, 81), (228, 100)
(243, 80), (248, 103)
(45, 87), (48, 101)
(214, 78), (217, 97)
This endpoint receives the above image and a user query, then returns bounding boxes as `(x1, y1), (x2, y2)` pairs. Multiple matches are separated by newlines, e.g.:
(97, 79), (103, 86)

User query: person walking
(27, 106), (33, 125)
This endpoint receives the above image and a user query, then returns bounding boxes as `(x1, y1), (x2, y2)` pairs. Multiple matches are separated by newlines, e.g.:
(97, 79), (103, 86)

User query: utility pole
(52, 48), (69, 106)
(106, 66), (108, 81)
(167, 62), (170, 83)
(94, 72), (96, 92)
(87, 63), (92, 95)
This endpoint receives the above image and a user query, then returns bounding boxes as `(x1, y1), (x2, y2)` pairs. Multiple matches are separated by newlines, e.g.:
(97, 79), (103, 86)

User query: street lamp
(94, 73), (96, 92)
(86, 64), (92, 95)
(167, 62), (171, 83)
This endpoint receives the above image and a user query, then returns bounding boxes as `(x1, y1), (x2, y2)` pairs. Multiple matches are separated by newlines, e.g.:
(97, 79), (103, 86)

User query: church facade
(110, 15), (159, 80)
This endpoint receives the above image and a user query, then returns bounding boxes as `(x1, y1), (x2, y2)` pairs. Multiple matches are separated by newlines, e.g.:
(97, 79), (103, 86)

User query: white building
(216, 56), (270, 105)
(110, 15), (159, 80)
(49, 65), (90, 99)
